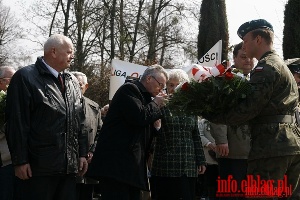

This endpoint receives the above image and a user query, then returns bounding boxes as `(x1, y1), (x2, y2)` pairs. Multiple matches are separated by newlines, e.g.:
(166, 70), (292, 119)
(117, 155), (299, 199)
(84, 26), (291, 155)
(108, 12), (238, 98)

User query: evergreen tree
(283, 0), (300, 59)
(197, 0), (229, 62)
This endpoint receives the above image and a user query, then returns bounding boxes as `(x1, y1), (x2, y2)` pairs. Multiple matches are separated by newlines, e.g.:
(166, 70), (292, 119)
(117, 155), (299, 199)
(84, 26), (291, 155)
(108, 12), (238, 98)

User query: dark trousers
(14, 175), (76, 200)
(151, 175), (196, 200)
(76, 183), (94, 200)
(198, 164), (219, 199)
(99, 177), (141, 200)
(0, 164), (15, 200)
(218, 158), (248, 200)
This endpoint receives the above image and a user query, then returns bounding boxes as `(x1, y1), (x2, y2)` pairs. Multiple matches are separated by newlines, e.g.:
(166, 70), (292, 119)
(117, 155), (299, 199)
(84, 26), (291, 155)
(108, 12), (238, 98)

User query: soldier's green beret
(237, 19), (274, 39)
(285, 58), (300, 74)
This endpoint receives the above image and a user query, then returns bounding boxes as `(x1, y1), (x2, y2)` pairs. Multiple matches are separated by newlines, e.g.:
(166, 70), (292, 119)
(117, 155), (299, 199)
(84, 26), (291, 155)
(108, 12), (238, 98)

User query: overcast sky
(2, 0), (288, 63)
(226, 0), (287, 57)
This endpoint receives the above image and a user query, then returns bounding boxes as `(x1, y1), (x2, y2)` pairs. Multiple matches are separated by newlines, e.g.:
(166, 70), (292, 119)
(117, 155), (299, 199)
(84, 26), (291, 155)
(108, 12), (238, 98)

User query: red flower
(181, 82), (189, 91)
(225, 72), (234, 80)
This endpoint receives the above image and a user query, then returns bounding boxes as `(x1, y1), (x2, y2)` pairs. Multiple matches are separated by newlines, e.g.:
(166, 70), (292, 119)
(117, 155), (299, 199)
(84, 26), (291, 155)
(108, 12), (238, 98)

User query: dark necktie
(58, 73), (64, 93)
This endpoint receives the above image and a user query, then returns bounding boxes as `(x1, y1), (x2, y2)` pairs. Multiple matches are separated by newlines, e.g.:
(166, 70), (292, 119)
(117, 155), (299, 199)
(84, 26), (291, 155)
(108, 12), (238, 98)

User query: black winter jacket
(87, 80), (162, 190)
(5, 57), (87, 175)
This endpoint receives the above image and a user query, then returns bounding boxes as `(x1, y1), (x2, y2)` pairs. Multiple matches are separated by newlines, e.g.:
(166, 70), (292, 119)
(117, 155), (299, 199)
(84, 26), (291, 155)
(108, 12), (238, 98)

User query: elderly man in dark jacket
(71, 71), (103, 200)
(5, 34), (88, 200)
(88, 64), (168, 200)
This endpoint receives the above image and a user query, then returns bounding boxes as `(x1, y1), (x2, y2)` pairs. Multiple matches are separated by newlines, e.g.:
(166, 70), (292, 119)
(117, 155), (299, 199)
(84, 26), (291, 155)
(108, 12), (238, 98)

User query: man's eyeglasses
(151, 76), (165, 88)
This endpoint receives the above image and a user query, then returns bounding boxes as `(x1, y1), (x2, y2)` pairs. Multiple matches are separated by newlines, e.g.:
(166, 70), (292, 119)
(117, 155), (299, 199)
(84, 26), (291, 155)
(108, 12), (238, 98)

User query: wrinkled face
(293, 73), (300, 88)
(55, 40), (74, 71)
(144, 72), (167, 97)
(0, 68), (16, 91)
(234, 49), (254, 75)
(166, 78), (180, 95)
(242, 32), (257, 59)
(75, 75), (88, 94)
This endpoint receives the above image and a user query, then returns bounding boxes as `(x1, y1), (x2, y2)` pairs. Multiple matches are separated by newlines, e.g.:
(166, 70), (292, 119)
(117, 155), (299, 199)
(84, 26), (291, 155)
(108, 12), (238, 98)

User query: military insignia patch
(255, 66), (264, 72)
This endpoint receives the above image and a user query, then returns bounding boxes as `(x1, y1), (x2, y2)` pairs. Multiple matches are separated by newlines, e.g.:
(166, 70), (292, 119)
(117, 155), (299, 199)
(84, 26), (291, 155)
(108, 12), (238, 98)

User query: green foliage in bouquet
(167, 75), (253, 117)
(0, 90), (6, 125)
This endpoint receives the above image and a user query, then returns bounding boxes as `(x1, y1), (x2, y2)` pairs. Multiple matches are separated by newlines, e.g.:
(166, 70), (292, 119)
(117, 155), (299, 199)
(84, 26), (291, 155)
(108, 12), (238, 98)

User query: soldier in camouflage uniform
(208, 19), (300, 199)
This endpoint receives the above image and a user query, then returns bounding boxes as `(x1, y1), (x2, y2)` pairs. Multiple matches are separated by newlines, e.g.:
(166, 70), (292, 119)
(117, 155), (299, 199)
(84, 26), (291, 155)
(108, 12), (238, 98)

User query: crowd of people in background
(0, 18), (300, 200)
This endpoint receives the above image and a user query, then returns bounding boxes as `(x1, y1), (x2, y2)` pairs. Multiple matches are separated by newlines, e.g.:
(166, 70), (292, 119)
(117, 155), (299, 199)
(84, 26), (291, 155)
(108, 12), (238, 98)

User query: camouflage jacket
(212, 50), (300, 160)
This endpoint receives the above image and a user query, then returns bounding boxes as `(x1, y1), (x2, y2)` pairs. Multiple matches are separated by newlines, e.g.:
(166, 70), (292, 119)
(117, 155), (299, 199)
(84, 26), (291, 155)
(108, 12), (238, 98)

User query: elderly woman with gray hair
(150, 69), (206, 200)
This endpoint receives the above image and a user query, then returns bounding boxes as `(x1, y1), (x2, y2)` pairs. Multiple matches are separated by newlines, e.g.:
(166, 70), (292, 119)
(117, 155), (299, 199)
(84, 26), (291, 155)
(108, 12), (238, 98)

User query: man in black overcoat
(88, 64), (168, 200)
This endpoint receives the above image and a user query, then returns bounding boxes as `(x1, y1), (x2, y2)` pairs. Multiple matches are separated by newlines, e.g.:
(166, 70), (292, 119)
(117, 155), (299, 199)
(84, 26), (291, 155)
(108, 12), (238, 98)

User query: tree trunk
(74, 0), (84, 71)
(110, 0), (116, 60)
(129, 0), (144, 62)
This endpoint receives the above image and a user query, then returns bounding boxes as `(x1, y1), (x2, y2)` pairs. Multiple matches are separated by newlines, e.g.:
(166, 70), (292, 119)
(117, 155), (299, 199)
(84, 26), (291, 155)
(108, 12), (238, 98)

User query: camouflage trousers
(247, 155), (300, 200)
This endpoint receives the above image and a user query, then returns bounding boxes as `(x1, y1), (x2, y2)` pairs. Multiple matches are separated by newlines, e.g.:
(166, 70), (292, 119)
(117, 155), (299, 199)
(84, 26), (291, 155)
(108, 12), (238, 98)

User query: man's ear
(85, 83), (89, 90)
(256, 35), (262, 45)
(51, 47), (57, 58)
(146, 76), (151, 83)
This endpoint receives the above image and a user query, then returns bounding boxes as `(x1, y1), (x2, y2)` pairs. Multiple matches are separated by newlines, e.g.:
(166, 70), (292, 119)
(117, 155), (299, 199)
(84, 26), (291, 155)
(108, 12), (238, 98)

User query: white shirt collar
(42, 58), (60, 78)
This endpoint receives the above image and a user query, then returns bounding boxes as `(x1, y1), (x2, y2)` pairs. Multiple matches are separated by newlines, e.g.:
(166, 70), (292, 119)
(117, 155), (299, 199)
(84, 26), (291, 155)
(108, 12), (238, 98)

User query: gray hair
(168, 69), (189, 83)
(140, 64), (168, 81)
(70, 71), (88, 84)
(0, 66), (15, 78)
(44, 34), (72, 53)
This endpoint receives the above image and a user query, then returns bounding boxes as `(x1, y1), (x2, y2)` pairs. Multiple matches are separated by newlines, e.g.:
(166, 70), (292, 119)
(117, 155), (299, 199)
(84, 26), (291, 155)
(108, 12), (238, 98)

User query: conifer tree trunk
(197, 0), (229, 62)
